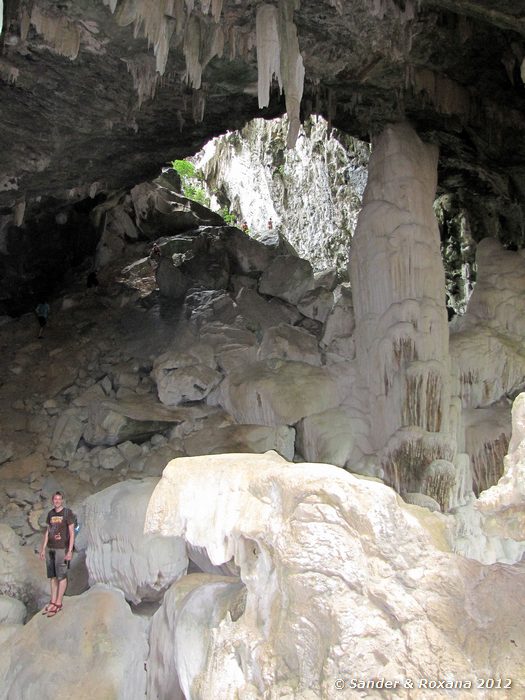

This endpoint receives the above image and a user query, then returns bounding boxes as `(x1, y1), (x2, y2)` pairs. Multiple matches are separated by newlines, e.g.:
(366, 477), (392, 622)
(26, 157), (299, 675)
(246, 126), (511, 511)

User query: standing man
(35, 301), (50, 339)
(39, 491), (75, 617)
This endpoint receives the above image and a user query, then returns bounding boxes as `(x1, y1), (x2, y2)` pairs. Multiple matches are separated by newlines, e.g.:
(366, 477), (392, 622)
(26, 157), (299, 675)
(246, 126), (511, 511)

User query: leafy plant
(171, 159), (198, 179)
(170, 159), (209, 205)
(184, 184), (209, 207)
(219, 207), (237, 225)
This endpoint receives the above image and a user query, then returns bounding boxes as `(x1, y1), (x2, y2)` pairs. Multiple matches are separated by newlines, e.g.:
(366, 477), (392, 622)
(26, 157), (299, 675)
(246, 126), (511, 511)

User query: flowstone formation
(350, 123), (454, 496)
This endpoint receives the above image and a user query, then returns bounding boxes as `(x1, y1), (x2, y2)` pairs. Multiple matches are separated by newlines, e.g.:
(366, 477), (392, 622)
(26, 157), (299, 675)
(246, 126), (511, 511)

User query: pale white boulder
(296, 406), (371, 468)
(256, 323), (321, 366)
(0, 585), (148, 700)
(0, 624), (22, 646)
(0, 525), (27, 598)
(477, 392), (525, 540)
(0, 595), (26, 624)
(148, 574), (246, 700)
(214, 359), (349, 426)
(0, 524), (49, 608)
(145, 452), (524, 699)
(452, 497), (525, 565)
(84, 479), (187, 604)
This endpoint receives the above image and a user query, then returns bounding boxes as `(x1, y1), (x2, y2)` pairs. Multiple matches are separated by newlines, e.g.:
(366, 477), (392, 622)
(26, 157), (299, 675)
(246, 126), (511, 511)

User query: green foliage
(171, 159), (197, 179)
(219, 207), (237, 225)
(170, 159), (209, 205)
(183, 184), (209, 207)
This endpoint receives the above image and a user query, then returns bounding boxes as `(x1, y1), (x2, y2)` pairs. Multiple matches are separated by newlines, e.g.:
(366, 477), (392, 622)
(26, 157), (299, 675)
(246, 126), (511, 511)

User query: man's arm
(65, 522), (75, 561)
(39, 528), (48, 560)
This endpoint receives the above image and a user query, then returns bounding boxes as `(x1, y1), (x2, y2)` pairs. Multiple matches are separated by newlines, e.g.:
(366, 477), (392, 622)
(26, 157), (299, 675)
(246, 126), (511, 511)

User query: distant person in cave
(267, 218), (273, 230)
(241, 221), (249, 233)
(35, 301), (50, 338)
(39, 491), (75, 617)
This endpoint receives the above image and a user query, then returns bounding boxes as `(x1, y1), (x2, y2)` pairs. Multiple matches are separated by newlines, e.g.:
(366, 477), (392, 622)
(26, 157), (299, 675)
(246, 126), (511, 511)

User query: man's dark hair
(53, 491), (63, 497)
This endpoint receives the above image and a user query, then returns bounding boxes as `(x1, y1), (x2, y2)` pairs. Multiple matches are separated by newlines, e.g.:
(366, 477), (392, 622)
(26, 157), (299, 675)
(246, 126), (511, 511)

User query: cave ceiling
(1, 0), (525, 308)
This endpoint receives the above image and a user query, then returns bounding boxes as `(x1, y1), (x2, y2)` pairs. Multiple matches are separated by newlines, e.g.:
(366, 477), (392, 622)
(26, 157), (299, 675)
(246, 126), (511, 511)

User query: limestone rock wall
(196, 116), (369, 273)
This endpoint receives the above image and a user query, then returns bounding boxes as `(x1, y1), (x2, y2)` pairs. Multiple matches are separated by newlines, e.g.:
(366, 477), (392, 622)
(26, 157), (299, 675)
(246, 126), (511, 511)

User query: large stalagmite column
(350, 122), (454, 492)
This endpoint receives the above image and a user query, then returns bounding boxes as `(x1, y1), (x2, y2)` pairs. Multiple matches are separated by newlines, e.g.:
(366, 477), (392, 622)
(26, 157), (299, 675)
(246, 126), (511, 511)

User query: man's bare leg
(42, 577), (58, 613)
(55, 577), (68, 607)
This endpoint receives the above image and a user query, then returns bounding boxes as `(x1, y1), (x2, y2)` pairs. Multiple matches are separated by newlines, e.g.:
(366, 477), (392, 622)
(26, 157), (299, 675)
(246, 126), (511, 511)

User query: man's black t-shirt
(46, 508), (74, 550)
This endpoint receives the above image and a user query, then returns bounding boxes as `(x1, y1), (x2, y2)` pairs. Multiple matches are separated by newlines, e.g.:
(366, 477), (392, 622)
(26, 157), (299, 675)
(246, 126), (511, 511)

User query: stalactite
(199, 0), (223, 22)
(327, 89), (336, 130)
(113, 0), (179, 76)
(183, 13), (202, 88)
(30, 6), (81, 60)
(0, 59), (19, 85)
(183, 13), (224, 89)
(192, 88), (206, 122)
(13, 198), (26, 227)
(211, 0), (223, 23)
(278, 0), (305, 148)
(421, 459), (456, 511)
(413, 68), (470, 117)
(256, 4), (281, 109)
(201, 23), (224, 68)
(18, 6), (30, 41)
(123, 55), (160, 105)
(102, 0), (119, 13)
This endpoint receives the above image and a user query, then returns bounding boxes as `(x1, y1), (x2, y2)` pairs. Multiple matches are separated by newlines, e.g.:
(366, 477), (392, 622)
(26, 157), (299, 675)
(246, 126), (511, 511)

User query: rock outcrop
(84, 479), (188, 604)
(0, 585), (148, 700)
(145, 451), (525, 699)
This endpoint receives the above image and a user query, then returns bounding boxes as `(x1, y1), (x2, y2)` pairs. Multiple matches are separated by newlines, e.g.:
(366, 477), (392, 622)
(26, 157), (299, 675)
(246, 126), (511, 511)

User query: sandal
(42, 601), (56, 615)
(46, 603), (63, 617)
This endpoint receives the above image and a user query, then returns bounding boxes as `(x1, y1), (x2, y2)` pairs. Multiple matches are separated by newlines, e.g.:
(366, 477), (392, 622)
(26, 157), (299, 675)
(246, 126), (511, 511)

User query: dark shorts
(37, 315), (47, 328)
(46, 548), (69, 580)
